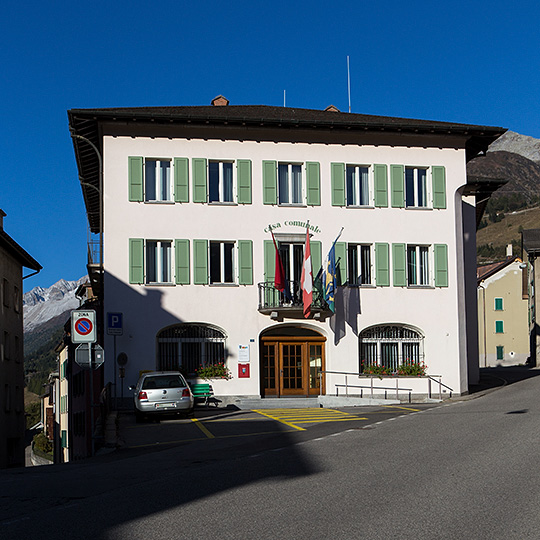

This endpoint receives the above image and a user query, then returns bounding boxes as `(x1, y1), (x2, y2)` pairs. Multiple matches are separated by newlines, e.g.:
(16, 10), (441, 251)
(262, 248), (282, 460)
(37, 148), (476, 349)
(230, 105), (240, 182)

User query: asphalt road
(4, 375), (540, 539)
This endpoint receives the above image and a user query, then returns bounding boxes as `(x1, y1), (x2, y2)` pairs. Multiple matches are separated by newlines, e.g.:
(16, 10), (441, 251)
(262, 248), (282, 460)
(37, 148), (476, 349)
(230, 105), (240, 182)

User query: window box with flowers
(361, 360), (427, 379)
(194, 363), (232, 380)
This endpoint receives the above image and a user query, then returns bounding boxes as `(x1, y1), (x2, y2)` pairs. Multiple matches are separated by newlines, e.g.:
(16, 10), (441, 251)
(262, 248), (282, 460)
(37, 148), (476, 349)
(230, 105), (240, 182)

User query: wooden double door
(261, 336), (325, 397)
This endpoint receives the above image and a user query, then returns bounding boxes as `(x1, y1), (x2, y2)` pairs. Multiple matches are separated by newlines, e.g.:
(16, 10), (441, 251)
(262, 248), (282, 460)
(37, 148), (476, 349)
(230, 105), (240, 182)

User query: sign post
(107, 313), (123, 408)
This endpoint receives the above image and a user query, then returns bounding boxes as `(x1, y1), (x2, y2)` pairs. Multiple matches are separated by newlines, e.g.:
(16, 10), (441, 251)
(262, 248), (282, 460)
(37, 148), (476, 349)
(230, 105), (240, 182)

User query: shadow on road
(470, 365), (540, 394)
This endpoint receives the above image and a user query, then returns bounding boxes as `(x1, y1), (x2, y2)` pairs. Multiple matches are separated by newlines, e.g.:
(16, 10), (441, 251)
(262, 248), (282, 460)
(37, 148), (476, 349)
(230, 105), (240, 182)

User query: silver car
(130, 371), (194, 421)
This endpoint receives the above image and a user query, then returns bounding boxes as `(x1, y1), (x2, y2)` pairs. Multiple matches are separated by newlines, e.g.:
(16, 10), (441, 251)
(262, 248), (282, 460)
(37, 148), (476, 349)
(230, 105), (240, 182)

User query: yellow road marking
(191, 418), (215, 438)
(253, 408), (365, 430)
(125, 429), (295, 449)
(381, 405), (421, 412)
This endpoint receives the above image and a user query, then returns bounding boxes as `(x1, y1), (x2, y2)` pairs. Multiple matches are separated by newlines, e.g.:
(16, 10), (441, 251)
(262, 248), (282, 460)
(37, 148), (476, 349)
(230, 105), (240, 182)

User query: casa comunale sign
(264, 221), (321, 234)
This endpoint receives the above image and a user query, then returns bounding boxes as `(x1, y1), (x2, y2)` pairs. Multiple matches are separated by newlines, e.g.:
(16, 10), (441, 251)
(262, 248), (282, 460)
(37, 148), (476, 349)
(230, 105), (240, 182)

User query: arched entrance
(260, 326), (326, 397)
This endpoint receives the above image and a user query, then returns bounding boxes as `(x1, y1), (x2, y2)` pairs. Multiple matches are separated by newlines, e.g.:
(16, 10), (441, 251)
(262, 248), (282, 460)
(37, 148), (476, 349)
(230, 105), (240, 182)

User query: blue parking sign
(107, 312), (123, 335)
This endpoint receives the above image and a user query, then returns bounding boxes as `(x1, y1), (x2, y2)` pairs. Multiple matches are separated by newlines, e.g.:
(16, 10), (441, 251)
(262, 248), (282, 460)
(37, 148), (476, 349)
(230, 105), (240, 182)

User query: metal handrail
(319, 370), (453, 401)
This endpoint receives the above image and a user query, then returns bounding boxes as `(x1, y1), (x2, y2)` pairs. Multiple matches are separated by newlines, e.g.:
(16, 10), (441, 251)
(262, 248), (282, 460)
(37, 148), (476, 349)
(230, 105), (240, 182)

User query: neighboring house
(477, 252), (529, 367)
(522, 229), (540, 366)
(52, 281), (103, 462)
(0, 209), (41, 468)
(68, 99), (505, 401)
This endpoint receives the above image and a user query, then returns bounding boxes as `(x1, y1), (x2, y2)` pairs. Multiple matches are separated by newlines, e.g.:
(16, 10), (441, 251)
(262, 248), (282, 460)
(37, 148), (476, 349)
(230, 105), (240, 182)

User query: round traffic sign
(75, 318), (93, 336)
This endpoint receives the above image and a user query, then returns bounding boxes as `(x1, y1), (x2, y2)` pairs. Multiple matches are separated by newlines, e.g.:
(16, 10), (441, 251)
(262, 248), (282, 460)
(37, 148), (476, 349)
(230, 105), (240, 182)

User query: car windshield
(142, 375), (185, 390)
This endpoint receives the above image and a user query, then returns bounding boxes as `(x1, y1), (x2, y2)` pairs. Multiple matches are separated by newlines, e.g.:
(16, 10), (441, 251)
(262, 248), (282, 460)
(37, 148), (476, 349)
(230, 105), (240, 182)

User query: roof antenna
(284, 90), (286, 107)
(347, 56), (351, 113)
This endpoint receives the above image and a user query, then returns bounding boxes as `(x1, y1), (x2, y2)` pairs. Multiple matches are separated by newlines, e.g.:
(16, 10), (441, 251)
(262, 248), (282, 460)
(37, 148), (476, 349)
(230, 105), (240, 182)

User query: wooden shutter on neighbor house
(390, 165), (405, 208)
(334, 242), (347, 285)
(238, 240), (253, 285)
(331, 163), (345, 206)
(128, 157), (144, 202)
(174, 158), (189, 203)
(374, 164), (388, 208)
(432, 166), (446, 209)
(129, 238), (144, 284)
(175, 239), (190, 284)
(264, 240), (275, 282)
(192, 158), (207, 203)
(392, 243), (406, 286)
(193, 239), (208, 284)
(375, 243), (390, 286)
(262, 161), (277, 204)
(306, 162), (321, 206)
(237, 160), (252, 204)
(434, 244), (448, 287)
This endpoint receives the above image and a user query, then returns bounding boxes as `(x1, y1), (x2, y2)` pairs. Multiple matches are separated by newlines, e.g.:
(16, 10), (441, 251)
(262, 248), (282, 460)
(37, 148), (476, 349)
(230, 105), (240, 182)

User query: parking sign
(107, 312), (123, 335)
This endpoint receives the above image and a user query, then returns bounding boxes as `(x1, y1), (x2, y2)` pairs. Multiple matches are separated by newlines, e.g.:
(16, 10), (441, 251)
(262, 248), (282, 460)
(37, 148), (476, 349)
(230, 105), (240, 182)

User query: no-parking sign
(71, 310), (97, 343)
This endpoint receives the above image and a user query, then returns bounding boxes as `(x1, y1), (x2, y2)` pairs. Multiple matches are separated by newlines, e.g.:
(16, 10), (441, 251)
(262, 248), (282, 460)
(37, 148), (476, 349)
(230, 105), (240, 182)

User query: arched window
(359, 325), (424, 373)
(157, 324), (227, 374)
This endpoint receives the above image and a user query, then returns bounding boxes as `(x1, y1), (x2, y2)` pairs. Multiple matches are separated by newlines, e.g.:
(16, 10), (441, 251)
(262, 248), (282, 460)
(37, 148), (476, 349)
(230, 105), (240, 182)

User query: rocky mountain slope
(24, 277), (88, 333)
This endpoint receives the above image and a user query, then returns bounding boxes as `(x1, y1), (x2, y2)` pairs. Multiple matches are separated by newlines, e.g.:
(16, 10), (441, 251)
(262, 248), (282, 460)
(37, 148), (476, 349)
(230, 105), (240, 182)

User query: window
(495, 298), (503, 311)
(278, 163), (303, 205)
(495, 320), (504, 334)
(347, 244), (372, 285)
(157, 324), (227, 374)
(3, 279), (8, 307)
(145, 159), (171, 202)
(405, 167), (427, 207)
(407, 245), (430, 286)
(346, 165), (370, 206)
(13, 286), (20, 313)
(496, 346), (504, 361)
(359, 325), (424, 373)
(209, 161), (234, 203)
(146, 241), (172, 284)
(3, 332), (9, 361)
(210, 241), (235, 284)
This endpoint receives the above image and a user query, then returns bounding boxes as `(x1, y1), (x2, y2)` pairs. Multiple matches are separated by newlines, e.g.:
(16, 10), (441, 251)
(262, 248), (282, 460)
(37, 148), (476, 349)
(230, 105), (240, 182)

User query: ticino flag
(300, 224), (313, 317)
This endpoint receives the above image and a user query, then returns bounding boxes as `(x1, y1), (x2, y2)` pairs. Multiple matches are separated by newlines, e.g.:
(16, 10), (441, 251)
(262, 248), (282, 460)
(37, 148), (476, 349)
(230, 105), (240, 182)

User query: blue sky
(2, 0), (540, 292)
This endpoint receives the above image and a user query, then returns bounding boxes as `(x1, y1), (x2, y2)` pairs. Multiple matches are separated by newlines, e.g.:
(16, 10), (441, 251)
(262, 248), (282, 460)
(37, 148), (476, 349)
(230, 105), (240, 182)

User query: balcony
(258, 280), (330, 319)
(87, 239), (103, 299)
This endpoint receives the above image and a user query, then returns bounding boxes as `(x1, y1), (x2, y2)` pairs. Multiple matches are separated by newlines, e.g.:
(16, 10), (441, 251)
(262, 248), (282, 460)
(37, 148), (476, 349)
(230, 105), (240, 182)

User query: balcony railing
(87, 240), (102, 266)
(258, 280), (329, 316)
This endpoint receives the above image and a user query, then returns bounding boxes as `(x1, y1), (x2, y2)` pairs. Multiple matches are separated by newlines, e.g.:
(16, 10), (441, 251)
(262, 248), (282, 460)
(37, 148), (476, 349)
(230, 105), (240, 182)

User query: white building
(68, 99), (505, 401)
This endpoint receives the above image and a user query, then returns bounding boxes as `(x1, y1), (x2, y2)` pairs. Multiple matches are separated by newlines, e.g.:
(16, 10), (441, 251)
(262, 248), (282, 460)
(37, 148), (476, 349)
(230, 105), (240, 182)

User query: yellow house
(477, 255), (529, 367)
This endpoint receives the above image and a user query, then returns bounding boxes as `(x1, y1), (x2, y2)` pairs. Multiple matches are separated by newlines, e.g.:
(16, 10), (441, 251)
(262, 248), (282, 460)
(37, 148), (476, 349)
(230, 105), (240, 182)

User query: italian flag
(301, 225), (313, 318)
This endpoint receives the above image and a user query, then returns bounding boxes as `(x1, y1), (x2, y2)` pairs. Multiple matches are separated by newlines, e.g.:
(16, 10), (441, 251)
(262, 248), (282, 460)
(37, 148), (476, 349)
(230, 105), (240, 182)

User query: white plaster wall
(102, 135), (470, 395)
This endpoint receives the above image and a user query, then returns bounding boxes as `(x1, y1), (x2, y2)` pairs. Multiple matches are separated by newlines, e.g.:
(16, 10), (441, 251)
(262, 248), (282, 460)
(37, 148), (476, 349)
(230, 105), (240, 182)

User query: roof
(67, 104), (506, 233)
(0, 229), (42, 271)
(523, 229), (540, 255)
(477, 257), (519, 283)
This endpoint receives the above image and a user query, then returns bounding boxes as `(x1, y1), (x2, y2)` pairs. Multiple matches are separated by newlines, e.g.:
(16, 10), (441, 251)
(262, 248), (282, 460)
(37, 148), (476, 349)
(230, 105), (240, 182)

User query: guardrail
(319, 370), (453, 401)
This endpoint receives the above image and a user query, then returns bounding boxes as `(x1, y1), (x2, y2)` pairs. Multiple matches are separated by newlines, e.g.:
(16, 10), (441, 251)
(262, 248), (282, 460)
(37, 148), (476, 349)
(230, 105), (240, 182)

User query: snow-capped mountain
(23, 277), (88, 332)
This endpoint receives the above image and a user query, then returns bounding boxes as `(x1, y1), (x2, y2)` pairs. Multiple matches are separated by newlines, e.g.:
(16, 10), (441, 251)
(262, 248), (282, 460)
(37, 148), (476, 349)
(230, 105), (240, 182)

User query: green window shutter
(311, 241), (322, 279)
(238, 240), (253, 285)
(390, 165), (405, 208)
(192, 158), (207, 203)
(495, 297), (503, 311)
(334, 242), (347, 285)
(174, 158), (189, 203)
(496, 345), (504, 360)
(193, 240), (208, 284)
(374, 164), (388, 207)
(306, 162), (321, 206)
(175, 240), (190, 284)
(237, 160), (252, 204)
(61, 430), (67, 448)
(128, 156), (143, 202)
(129, 238), (144, 284)
(392, 243), (406, 286)
(331, 163), (345, 206)
(375, 243), (390, 287)
(434, 244), (448, 287)
(264, 240), (275, 282)
(432, 166), (446, 209)
(495, 320), (504, 334)
(262, 160), (277, 205)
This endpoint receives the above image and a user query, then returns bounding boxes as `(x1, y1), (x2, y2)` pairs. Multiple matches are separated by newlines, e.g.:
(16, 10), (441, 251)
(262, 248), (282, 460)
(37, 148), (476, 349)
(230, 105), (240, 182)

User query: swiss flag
(300, 225), (313, 318)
